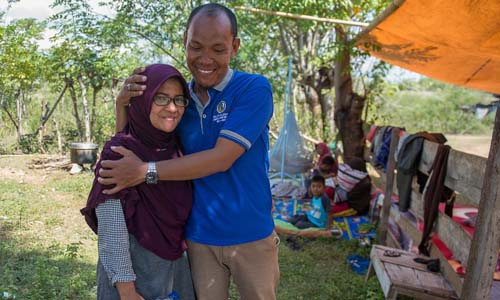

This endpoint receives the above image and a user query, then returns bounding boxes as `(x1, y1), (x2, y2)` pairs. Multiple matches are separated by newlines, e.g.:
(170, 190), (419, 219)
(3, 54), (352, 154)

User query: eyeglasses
(153, 93), (189, 107)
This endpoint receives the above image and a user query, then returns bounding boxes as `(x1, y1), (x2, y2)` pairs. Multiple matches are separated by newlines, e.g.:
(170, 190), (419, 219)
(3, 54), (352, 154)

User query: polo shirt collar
(189, 69), (233, 96)
(213, 69), (233, 91)
(189, 69), (233, 112)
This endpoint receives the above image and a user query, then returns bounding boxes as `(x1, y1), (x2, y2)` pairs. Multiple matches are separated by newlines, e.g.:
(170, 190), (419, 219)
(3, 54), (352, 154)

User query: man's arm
(98, 137), (245, 194)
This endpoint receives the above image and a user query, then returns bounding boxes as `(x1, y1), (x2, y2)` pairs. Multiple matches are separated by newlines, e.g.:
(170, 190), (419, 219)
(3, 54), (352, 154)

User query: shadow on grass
(0, 223), (96, 300)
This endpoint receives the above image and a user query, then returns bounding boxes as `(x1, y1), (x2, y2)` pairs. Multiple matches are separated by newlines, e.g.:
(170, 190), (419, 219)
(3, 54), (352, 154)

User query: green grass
(0, 155), (385, 300)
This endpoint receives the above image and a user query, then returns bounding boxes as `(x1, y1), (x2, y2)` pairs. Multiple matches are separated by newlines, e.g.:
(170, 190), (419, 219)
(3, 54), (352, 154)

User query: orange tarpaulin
(356, 0), (500, 94)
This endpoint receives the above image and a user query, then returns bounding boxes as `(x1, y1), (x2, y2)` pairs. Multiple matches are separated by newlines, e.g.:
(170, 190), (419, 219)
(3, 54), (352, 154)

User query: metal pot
(69, 142), (98, 165)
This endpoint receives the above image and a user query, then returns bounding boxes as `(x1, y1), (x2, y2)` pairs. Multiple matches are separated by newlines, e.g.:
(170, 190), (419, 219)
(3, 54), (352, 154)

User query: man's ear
(231, 37), (241, 57)
(183, 31), (188, 49)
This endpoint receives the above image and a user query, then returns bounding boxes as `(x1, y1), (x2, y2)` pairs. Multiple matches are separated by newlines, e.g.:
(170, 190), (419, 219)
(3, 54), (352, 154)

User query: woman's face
(149, 78), (186, 133)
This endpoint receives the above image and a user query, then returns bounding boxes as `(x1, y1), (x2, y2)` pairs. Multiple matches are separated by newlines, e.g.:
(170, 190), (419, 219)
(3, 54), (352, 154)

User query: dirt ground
(0, 154), (73, 184)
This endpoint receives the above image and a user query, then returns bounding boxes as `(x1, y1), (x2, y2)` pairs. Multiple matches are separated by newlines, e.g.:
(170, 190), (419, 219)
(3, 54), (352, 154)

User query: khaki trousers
(187, 231), (280, 300)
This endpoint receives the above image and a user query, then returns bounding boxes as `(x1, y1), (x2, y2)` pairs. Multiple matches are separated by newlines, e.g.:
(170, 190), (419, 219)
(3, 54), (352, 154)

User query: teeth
(199, 69), (214, 74)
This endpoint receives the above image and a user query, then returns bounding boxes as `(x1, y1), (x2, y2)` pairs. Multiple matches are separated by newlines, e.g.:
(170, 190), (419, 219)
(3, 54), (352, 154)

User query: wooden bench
(368, 244), (458, 300)
(366, 125), (500, 300)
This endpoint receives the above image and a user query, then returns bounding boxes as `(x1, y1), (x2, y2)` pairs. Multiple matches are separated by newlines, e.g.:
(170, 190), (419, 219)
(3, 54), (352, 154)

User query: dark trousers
(289, 214), (317, 229)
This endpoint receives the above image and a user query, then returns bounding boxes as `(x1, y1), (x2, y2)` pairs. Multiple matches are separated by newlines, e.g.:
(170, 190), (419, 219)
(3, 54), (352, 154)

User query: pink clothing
(316, 142), (332, 166)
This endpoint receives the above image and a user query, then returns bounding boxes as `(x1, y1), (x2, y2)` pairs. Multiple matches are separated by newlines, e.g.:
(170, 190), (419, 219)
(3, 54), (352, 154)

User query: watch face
(145, 171), (158, 184)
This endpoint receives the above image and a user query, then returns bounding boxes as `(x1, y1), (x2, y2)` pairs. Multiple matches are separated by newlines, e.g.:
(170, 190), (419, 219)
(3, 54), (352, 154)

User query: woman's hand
(116, 67), (148, 107)
(115, 281), (145, 300)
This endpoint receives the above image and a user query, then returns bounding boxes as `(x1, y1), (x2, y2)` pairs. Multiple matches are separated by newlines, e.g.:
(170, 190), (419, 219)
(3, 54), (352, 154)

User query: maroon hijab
(81, 64), (193, 260)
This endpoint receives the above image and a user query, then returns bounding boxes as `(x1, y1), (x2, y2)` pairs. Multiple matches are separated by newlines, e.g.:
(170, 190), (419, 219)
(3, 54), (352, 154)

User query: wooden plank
(370, 246), (393, 297)
(372, 245), (458, 300)
(386, 229), (402, 249)
(419, 140), (486, 206)
(434, 212), (472, 268)
(406, 188), (472, 268)
(462, 109), (500, 300)
(379, 128), (400, 245)
(387, 264), (456, 299)
(392, 286), (457, 300)
(390, 206), (422, 242)
(374, 245), (427, 271)
(429, 245), (464, 297)
(374, 166), (475, 208)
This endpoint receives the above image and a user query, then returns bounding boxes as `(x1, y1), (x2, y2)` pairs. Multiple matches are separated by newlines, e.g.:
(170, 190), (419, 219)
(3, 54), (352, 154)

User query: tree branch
(34, 83), (68, 136)
(130, 28), (188, 72)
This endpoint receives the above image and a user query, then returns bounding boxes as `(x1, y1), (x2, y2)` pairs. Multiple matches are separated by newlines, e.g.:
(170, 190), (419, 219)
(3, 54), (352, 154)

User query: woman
(315, 142), (332, 167)
(81, 64), (194, 300)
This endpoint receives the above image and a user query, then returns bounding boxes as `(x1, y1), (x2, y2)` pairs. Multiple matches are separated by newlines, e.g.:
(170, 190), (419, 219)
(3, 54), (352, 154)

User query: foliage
(0, 1), (492, 155)
(0, 17), (46, 139)
(368, 78), (495, 134)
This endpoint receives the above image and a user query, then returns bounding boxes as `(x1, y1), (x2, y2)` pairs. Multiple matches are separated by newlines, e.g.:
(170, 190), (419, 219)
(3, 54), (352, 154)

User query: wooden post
(461, 108), (500, 300)
(378, 128), (400, 245)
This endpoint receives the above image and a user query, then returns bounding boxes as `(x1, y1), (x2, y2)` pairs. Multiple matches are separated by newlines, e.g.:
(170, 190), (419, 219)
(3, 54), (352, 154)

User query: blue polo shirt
(177, 69), (275, 246)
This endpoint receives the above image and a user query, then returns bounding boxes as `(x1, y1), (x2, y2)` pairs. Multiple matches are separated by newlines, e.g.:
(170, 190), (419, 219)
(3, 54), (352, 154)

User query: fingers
(98, 166), (113, 177)
(132, 66), (146, 75)
(110, 146), (131, 156)
(117, 70), (147, 106)
(102, 185), (122, 195)
(124, 74), (147, 86)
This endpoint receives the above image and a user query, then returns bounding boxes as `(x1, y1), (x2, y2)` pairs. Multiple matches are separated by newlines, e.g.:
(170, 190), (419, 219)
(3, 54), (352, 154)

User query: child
(332, 157), (372, 215)
(305, 155), (337, 199)
(289, 175), (332, 229)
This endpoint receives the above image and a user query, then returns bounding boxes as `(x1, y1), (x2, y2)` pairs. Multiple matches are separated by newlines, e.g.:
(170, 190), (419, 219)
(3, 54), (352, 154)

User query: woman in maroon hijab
(81, 64), (194, 300)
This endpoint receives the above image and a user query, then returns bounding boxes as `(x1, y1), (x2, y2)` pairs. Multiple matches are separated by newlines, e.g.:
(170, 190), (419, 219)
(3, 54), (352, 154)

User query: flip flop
(330, 227), (343, 239)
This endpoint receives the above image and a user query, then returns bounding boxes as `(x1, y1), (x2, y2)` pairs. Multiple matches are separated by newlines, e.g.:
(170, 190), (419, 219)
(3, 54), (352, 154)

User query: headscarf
(81, 64), (193, 260)
(316, 142), (332, 167)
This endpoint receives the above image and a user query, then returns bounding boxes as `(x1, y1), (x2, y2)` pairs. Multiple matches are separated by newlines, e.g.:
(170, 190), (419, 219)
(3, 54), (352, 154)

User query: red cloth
(324, 186), (335, 200)
(332, 201), (351, 214)
(365, 125), (377, 142)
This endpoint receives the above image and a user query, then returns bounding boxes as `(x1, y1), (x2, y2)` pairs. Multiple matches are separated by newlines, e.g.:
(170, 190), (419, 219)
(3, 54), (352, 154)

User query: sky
(1, 0), (421, 82)
(1, 0), (113, 48)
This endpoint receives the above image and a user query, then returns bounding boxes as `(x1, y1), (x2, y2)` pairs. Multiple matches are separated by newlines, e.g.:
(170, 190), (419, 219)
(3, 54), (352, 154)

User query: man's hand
(117, 67), (148, 107)
(98, 146), (147, 194)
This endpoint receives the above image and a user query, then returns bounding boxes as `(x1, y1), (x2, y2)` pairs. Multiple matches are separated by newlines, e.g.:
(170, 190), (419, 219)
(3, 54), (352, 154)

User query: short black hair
(186, 3), (238, 38)
(320, 155), (336, 166)
(311, 175), (325, 185)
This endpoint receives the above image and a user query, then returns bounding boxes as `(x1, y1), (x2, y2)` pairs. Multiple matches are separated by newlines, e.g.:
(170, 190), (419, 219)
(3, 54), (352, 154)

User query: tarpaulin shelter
(356, 0), (500, 94)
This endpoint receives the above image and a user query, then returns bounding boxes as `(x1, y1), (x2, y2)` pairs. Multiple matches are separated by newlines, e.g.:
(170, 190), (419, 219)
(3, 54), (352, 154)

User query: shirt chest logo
(213, 100), (228, 123)
(216, 100), (227, 113)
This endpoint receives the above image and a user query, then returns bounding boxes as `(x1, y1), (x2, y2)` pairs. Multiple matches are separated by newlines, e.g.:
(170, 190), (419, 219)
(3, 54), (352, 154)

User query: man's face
(184, 13), (240, 89)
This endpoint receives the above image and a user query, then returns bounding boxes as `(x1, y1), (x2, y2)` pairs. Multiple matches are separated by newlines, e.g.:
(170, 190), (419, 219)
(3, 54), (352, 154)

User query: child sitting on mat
(332, 157), (372, 216)
(289, 175), (332, 229)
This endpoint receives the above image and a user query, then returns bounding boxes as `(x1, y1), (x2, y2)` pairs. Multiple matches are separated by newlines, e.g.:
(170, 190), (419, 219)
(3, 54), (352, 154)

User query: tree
(235, 0), (391, 157)
(0, 17), (45, 143)
(47, 0), (392, 157)
(49, 0), (133, 142)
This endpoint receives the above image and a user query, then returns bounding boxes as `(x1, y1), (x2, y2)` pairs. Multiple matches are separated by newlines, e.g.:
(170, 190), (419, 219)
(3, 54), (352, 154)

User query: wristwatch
(145, 161), (159, 184)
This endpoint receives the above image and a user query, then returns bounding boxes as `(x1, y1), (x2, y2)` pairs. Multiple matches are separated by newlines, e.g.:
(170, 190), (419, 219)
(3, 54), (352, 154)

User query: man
(98, 3), (279, 300)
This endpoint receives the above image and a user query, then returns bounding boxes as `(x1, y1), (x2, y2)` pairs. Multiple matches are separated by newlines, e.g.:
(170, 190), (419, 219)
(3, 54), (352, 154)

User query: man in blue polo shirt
(98, 3), (279, 300)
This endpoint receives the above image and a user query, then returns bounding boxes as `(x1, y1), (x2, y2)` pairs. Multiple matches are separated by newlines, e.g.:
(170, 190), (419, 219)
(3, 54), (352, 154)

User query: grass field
(0, 155), (384, 300)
